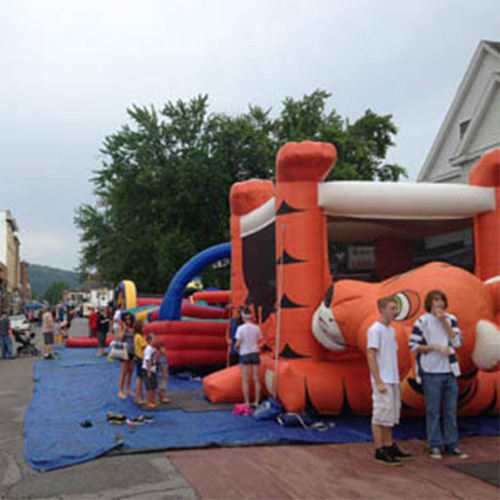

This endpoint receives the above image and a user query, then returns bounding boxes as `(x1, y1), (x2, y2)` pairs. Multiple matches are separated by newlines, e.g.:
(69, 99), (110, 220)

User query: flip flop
(232, 403), (246, 416)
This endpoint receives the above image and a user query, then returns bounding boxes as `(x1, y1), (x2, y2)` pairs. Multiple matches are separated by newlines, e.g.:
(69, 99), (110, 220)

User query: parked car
(9, 315), (31, 333)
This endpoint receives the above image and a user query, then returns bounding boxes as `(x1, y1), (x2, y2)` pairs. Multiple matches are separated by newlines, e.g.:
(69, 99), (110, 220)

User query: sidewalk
(0, 318), (196, 500)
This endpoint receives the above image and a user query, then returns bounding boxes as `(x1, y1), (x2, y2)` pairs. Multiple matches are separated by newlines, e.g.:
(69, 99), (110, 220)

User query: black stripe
(304, 381), (319, 416)
(459, 369), (478, 381)
(449, 354), (458, 363)
(407, 377), (424, 395)
(276, 200), (304, 215)
(479, 386), (497, 416)
(276, 250), (307, 265)
(280, 294), (306, 309)
(450, 318), (458, 328)
(340, 381), (354, 416)
(458, 382), (473, 403)
(458, 381), (478, 409)
(280, 343), (310, 359)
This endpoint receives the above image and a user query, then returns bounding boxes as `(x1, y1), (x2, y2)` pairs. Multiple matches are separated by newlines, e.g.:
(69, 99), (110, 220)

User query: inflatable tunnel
(143, 242), (232, 368)
(158, 242), (231, 320)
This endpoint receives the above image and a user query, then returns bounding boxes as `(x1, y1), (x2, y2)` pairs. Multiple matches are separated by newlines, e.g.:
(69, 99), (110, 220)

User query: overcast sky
(0, 0), (498, 271)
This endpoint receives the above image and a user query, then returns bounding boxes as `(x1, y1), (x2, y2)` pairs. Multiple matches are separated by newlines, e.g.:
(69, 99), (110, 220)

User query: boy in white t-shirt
(367, 296), (412, 466)
(142, 333), (158, 409)
(234, 307), (262, 415)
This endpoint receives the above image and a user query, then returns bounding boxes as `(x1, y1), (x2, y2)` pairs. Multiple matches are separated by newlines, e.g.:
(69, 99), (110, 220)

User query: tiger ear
(324, 285), (334, 308)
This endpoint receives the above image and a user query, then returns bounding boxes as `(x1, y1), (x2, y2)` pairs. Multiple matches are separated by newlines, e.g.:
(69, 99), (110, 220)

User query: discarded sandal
(232, 403), (247, 416)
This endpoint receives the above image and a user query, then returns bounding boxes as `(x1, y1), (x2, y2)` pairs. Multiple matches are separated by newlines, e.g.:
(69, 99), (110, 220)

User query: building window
(459, 119), (471, 139)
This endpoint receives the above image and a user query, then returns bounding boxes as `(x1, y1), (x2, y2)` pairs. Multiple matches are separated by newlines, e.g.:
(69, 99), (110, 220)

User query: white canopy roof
(239, 181), (495, 241)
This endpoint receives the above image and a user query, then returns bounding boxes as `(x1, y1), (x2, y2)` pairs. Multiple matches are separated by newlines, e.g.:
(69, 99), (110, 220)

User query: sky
(0, 0), (499, 271)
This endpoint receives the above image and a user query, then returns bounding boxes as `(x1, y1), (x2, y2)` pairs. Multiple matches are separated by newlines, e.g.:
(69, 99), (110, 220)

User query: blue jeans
(422, 373), (459, 451)
(1, 335), (13, 359)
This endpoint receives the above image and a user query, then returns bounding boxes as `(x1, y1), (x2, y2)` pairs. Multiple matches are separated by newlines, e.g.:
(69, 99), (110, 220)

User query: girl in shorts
(156, 344), (170, 403)
(133, 320), (147, 404)
(234, 307), (262, 414)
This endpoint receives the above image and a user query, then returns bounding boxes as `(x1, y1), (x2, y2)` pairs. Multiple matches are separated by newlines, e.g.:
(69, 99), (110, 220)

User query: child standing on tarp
(133, 320), (147, 404)
(142, 333), (158, 409)
(156, 343), (170, 403)
(234, 307), (262, 415)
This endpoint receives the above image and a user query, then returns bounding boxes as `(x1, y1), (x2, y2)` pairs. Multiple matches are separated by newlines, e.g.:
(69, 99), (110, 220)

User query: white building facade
(418, 40), (500, 184)
(0, 210), (22, 313)
(416, 40), (499, 272)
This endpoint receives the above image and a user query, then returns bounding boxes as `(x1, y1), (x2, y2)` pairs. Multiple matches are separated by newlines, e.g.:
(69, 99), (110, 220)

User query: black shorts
(229, 352), (239, 366)
(97, 331), (107, 349)
(144, 373), (157, 390)
(43, 331), (54, 346)
(240, 352), (260, 365)
(136, 358), (144, 378)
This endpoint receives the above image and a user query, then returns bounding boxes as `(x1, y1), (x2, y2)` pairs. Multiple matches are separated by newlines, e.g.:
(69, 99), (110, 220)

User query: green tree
(44, 281), (69, 305)
(75, 91), (406, 292)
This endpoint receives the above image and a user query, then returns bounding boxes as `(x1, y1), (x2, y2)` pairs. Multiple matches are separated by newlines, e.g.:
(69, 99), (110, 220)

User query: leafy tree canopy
(75, 90), (406, 293)
(44, 281), (69, 305)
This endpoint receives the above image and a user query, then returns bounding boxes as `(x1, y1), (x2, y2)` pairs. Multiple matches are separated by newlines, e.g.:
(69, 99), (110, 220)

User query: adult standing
(0, 312), (14, 360)
(117, 312), (136, 399)
(409, 290), (468, 459)
(96, 307), (110, 357)
(88, 307), (98, 338)
(41, 307), (56, 360)
(226, 307), (243, 366)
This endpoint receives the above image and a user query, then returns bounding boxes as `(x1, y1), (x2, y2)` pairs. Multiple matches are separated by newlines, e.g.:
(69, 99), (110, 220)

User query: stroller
(14, 329), (40, 357)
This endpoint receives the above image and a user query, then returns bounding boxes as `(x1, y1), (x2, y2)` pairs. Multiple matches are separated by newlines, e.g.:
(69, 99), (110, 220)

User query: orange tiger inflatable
(203, 143), (500, 416)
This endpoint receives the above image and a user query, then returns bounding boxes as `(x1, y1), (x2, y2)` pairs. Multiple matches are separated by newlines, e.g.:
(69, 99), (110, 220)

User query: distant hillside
(27, 263), (84, 299)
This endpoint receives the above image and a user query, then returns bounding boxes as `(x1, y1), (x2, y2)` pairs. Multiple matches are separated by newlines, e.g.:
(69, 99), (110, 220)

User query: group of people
(112, 311), (170, 409)
(367, 289), (468, 466)
(226, 290), (468, 465)
(0, 307), (70, 360)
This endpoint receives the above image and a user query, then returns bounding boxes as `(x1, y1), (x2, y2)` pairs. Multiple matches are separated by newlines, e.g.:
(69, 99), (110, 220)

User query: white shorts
(371, 383), (401, 427)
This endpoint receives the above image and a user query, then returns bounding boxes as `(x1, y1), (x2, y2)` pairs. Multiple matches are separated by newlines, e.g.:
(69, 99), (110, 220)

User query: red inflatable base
(66, 336), (113, 348)
(165, 349), (226, 368)
(148, 304), (228, 322)
(137, 297), (164, 307)
(145, 320), (227, 337)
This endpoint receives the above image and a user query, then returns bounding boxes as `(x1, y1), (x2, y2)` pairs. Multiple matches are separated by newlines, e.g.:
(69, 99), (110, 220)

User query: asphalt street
(0, 317), (197, 500)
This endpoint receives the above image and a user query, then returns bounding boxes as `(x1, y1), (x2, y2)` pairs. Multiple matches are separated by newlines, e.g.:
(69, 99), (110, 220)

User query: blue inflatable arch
(158, 242), (231, 320)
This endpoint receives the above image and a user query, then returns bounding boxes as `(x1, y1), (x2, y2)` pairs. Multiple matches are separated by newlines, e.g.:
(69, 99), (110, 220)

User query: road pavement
(0, 317), (197, 500)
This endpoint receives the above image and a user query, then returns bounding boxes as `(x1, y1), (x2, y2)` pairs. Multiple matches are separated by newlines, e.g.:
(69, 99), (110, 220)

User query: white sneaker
(429, 447), (442, 459)
(446, 448), (469, 459)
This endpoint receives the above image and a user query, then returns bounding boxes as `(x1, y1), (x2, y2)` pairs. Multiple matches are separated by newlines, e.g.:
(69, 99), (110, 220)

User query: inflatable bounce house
(112, 247), (232, 369)
(203, 142), (500, 417)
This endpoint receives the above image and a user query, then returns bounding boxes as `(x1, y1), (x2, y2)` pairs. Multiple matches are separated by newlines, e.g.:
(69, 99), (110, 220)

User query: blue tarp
(24, 301), (43, 310)
(25, 347), (500, 471)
